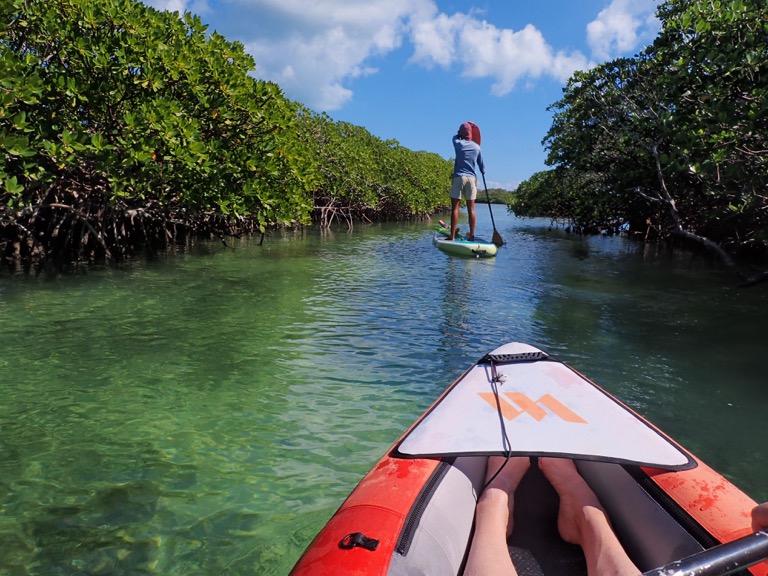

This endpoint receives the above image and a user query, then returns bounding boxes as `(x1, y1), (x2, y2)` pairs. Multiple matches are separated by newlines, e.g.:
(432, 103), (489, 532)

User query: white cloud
(487, 178), (520, 192)
(141, 0), (659, 111)
(143, 0), (210, 16)
(409, 13), (589, 96)
(462, 22), (588, 94)
(409, 11), (463, 69)
(238, 0), (423, 110)
(143, 0), (185, 12)
(586, 0), (661, 60)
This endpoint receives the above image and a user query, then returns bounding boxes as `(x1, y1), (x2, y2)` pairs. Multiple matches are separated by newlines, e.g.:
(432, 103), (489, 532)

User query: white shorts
(450, 176), (477, 201)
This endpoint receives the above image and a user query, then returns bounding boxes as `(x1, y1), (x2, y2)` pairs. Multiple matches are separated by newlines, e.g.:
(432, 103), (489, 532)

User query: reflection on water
(1, 210), (766, 574)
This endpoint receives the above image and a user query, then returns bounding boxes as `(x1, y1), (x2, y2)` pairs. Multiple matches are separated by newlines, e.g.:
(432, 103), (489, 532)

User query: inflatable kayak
(291, 343), (768, 576)
(433, 224), (498, 258)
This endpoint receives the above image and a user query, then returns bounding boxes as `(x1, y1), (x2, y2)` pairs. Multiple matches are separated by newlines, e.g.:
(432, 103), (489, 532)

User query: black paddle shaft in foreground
(642, 530), (768, 576)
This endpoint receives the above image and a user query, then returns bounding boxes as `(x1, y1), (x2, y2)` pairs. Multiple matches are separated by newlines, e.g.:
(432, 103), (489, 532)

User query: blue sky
(142, 0), (662, 190)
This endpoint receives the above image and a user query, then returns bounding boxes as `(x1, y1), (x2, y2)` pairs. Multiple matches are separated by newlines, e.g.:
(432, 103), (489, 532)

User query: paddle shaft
(481, 173), (504, 246)
(481, 173), (497, 229)
(642, 530), (768, 576)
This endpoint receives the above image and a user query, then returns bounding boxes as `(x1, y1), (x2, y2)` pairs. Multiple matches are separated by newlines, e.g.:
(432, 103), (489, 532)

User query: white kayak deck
(396, 343), (694, 470)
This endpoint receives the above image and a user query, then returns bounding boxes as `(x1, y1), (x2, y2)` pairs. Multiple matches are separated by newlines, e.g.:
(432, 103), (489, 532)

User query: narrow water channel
(1, 209), (766, 575)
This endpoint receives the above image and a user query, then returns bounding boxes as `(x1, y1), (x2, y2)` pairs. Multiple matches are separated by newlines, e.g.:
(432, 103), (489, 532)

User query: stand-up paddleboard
(291, 342), (768, 576)
(433, 222), (498, 258)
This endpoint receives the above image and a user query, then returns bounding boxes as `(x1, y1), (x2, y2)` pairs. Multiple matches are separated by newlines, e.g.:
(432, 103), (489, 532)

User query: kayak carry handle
(642, 530), (768, 576)
(339, 532), (380, 552)
(479, 352), (549, 364)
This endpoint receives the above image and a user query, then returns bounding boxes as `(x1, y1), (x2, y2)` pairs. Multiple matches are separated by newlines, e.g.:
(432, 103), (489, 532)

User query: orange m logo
(478, 392), (587, 423)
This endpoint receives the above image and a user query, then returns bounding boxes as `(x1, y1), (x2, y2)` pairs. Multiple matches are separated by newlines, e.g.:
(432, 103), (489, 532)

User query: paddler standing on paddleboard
(449, 122), (485, 241)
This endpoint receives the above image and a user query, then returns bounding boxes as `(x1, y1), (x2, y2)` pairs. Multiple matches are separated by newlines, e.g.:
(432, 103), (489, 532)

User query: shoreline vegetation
(1, 0), (766, 285)
(0, 0), (455, 274)
(512, 0), (768, 286)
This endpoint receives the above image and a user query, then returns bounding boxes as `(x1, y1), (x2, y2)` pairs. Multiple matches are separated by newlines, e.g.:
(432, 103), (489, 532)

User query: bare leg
(449, 197), (462, 240)
(752, 502), (768, 531)
(464, 457), (531, 576)
(466, 199), (476, 240)
(539, 458), (640, 576)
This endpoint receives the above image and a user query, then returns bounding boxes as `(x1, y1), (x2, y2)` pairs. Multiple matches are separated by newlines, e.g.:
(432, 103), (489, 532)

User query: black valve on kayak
(339, 532), (380, 551)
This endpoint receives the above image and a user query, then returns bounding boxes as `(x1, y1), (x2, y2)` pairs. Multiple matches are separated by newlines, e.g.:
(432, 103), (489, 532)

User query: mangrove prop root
(0, 189), (258, 273)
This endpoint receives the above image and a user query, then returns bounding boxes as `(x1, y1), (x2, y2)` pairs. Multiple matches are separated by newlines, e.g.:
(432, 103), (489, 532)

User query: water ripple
(1, 212), (766, 574)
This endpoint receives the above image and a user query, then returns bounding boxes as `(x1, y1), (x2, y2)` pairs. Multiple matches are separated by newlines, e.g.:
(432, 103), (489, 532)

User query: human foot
(539, 459), (641, 575)
(538, 458), (607, 547)
(483, 456), (530, 536)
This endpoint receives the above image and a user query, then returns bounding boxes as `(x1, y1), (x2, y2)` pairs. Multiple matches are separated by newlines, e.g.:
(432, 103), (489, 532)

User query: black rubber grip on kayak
(479, 351), (549, 364)
(339, 532), (379, 551)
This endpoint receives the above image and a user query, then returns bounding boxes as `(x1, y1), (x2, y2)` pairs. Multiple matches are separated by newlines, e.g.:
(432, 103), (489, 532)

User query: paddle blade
(492, 228), (504, 247)
(468, 122), (481, 146)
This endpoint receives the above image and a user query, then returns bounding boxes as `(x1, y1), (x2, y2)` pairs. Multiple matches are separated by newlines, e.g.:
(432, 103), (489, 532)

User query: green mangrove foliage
(297, 111), (451, 228)
(514, 0), (768, 270)
(482, 187), (515, 205)
(512, 169), (636, 234)
(0, 0), (315, 268)
(0, 0), (453, 271)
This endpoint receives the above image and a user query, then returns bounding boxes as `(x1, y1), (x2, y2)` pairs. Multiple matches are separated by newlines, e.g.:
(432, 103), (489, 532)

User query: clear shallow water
(1, 210), (766, 575)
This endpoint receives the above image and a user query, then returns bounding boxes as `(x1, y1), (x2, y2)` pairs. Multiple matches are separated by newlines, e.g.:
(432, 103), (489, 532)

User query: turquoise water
(1, 210), (766, 575)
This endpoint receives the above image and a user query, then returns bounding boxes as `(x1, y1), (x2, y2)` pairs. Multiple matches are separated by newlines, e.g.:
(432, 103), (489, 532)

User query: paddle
(642, 530), (768, 576)
(481, 173), (504, 247)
